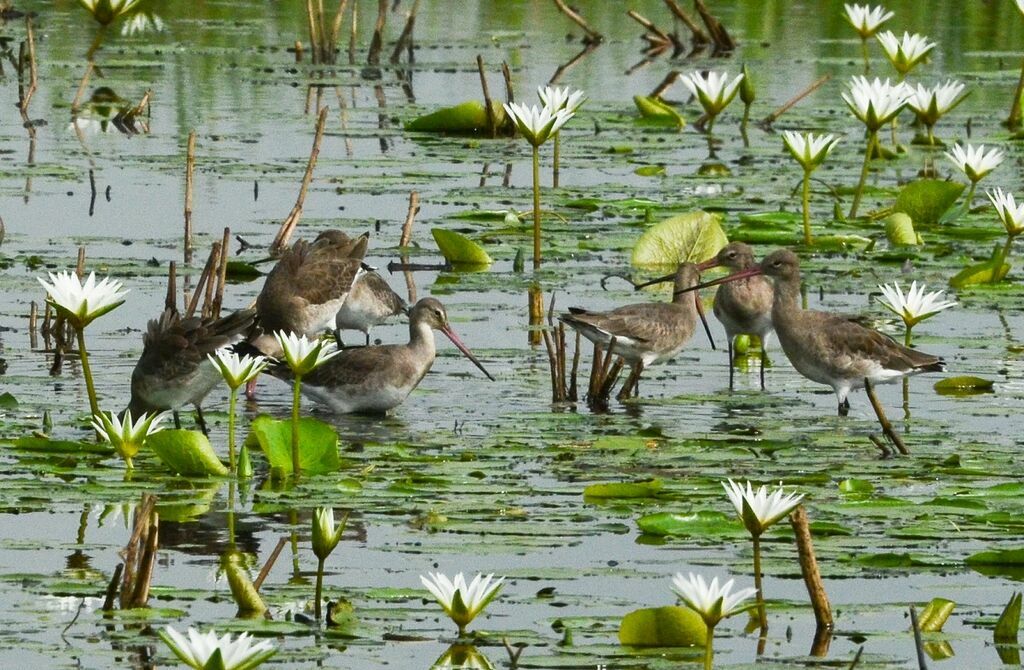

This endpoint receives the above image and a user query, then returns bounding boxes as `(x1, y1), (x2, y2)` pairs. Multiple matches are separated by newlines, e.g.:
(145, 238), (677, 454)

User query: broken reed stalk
(71, 62), (94, 114)
(18, 15), (36, 116)
(184, 130), (196, 264)
(389, 0), (419, 64)
(186, 244), (219, 318)
(348, 0), (358, 64)
(568, 332), (580, 401)
(305, 0), (321, 63)
(101, 563), (124, 611)
(761, 74), (831, 126)
(597, 357), (625, 400)
(130, 89), (151, 119)
(865, 379), (909, 455)
(119, 494), (157, 608)
(28, 301), (38, 350)
(165, 262), (177, 312)
(212, 227), (230, 319)
(399, 191), (420, 247)
(909, 606), (928, 670)
(627, 10), (675, 49)
(557, 323), (567, 398)
(366, 0), (387, 65)
(551, 0), (603, 44)
(328, 0), (349, 62)
(201, 242), (222, 319)
(662, 0), (710, 46)
(541, 329), (560, 401)
(588, 343), (604, 399)
(129, 519), (159, 607)
(693, 0), (736, 51)
(271, 106), (329, 255)
(76, 247), (86, 279)
(1006, 58), (1024, 130)
(254, 536), (289, 591)
(789, 506), (833, 636)
(477, 55), (496, 138)
(502, 61), (514, 103)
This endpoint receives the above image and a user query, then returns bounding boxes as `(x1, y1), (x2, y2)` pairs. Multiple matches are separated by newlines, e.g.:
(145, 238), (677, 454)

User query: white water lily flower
(842, 76), (909, 131)
(503, 102), (574, 147)
(946, 143), (1004, 183)
(121, 11), (165, 36)
(273, 331), (339, 376)
(988, 188), (1024, 236)
(78, 0), (143, 25)
(207, 349), (267, 390)
(680, 70), (745, 117)
(843, 3), (894, 39)
(38, 271), (128, 330)
(877, 281), (957, 328)
(723, 479), (805, 536)
(432, 644), (495, 670)
(92, 409), (170, 464)
(670, 573), (757, 628)
(1017, 0), (1024, 15)
(782, 131), (841, 172)
(421, 572), (504, 634)
(159, 626), (276, 670)
(906, 80), (967, 127)
(876, 31), (936, 75)
(312, 507), (346, 561)
(537, 86), (586, 114)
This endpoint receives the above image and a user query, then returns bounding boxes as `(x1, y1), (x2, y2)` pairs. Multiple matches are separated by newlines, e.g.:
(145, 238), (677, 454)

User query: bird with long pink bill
(560, 261), (715, 402)
(266, 297), (493, 415)
(678, 249), (945, 453)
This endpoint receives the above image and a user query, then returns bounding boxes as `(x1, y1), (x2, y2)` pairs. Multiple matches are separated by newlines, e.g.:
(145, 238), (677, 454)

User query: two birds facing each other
(126, 230), (494, 426)
(559, 242), (944, 416)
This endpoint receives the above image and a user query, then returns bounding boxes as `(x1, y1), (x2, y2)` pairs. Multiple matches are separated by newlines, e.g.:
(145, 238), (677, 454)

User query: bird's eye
(773, 260), (782, 267)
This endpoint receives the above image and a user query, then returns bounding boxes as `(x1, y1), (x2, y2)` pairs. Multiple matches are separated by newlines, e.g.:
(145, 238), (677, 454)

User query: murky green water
(2, 0), (1024, 667)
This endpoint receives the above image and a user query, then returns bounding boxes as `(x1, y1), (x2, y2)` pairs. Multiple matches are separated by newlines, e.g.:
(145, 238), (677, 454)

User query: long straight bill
(441, 325), (496, 381)
(675, 266), (763, 296)
(694, 291), (716, 351)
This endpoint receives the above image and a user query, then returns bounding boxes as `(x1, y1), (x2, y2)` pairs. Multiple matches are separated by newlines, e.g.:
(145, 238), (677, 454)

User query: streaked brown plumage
(270, 297), (493, 414)
(251, 230), (369, 357)
(691, 249), (944, 416)
(708, 241), (774, 389)
(126, 308), (256, 427)
(559, 262), (703, 397)
(317, 230), (407, 345)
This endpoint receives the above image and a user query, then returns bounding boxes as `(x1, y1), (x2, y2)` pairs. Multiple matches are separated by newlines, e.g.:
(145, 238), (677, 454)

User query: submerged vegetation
(2, 0), (1024, 668)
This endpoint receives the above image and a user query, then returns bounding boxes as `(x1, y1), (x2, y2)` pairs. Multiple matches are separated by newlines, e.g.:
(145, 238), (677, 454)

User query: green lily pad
(244, 415), (340, 476)
(0, 392), (17, 409)
(636, 511), (739, 538)
(839, 478), (875, 495)
(618, 606), (706, 647)
(431, 228), (493, 266)
(966, 548), (1024, 567)
(225, 260), (262, 281)
(404, 100), (506, 135)
(6, 435), (113, 455)
(893, 179), (964, 226)
(949, 259), (1010, 288)
(147, 430), (229, 477)
(584, 479), (663, 500)
(633, 96), (686, 128)
(631, 211), (728, 269)
(934, 376), (995, 395)
(995, 592), (1021, 643)
(885, 212), (922, 246)
(222, 552), (268, 618)
(919, 597), (955, 632)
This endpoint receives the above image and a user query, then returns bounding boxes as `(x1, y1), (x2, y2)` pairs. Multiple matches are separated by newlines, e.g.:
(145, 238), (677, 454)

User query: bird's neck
(409, 319), (436, 354)
(771, 276), (802, 324)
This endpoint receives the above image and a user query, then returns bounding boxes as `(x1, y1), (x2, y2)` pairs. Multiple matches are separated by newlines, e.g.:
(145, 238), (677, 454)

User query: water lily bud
(739, 64), (755, 106)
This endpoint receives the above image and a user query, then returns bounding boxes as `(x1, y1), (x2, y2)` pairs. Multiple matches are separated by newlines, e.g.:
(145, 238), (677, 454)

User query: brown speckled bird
(559, 262), (707, 400)
(704, 241), (774, 390)
(270, 297), (493, 414)
(685, 249), (945, 417)
(126, 307), (256, 430)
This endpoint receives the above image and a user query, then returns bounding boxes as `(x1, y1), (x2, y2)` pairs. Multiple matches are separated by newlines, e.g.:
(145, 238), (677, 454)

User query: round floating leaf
(966, 548), (1024, 567)
(636, 511), (739, 538)
(431, 228), (493, 266)
(885, 212), (922, 246)
(618, 606), (706, 647)
(244, 415), (340, 475)
(894, 180), (964, 226)
(839, 478), (875, 495)
(584, 479), (663, 500)
(404, 100), (506, 135)
(147, 430), (228, 477)
(225, 260), (262, 281)
(631, 211), (728, 269)
(934, 376), (995, 396)
(0, 392), (17, 408)
(635, 165), (666, 177)
(633, 96), (686, 128)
